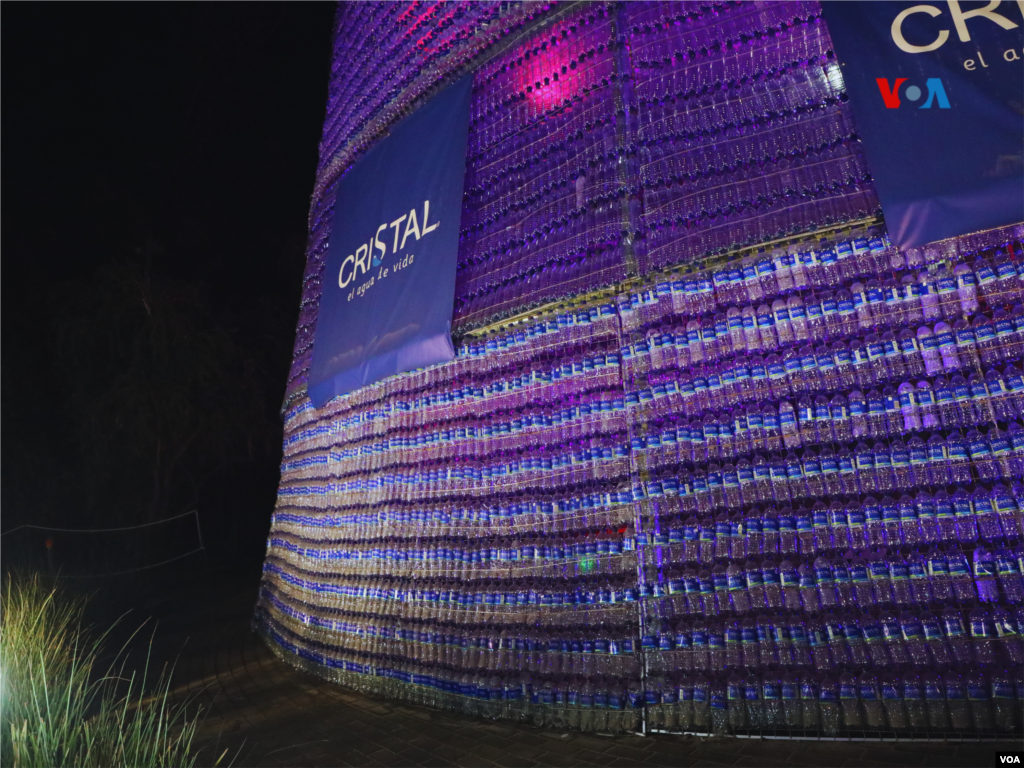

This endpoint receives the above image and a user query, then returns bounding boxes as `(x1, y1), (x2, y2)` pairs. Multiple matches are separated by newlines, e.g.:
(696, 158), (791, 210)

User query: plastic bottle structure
(261, 0), (1024, 741)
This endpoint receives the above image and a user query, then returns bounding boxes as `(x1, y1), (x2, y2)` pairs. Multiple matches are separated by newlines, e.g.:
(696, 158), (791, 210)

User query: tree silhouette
(55, 252), (271, 526)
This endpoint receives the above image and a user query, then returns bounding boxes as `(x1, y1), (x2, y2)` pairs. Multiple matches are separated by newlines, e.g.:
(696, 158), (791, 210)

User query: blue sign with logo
(822, 1), (1024, 248)
(308, 76), (472, 407)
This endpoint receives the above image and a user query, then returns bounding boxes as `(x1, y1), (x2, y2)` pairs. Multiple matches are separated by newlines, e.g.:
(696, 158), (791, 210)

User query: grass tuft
(0, 574), (205, 768)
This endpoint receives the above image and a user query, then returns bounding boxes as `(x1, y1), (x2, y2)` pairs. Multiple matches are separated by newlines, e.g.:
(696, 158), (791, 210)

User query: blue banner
(822, 1), (1024, 248)
(308, 76), (472, 407)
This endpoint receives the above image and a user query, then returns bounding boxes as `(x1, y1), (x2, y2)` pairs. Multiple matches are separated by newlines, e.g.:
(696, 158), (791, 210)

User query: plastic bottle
(839, 671), (864, 730)
(861, 612), (889, 667)
(948, 550), (977, 604)
(860, 672), (886, 730)
(948, 434), (973, 484)
(974, 251), (999, 302)
(943, 606), (973, 665)
(788, 294), (809, 342)
(994, 308), (1015, 362)
(994, 247), (1022, 299)
(850, 554), (873, 604)
(805, 617), (829, 672)
(850, 280), (871, 329)
(976, 314), (1001, 365)
(921, 610), (950, 663)
(710, 676), (729, 735)
(996, 549), (1024, 604)
(884, 277), (904, 327)
(919, 270), (941, 321)
(756, 615), (778, 669)
(762, 558), (782, 609)
(919, 325), (943, 375)
(737, 673), (757, 730)
(935, 321), (962, 372)
(969, 607), (996, 664)
(975, 490), (1003, 544)
(993, 606), (1024, 667)
(990, 668), (1017, 732)
(922, 671), (950, 731)
(779, 557), (800, 612)
(899, 611), (929, 666)
(819, 676), (840, 735)
(757, 671), (780, 730)
(782, 671), (801, 728)
(967, 671), (994, 732)
(956, 261), (980, 315)
(687, 675), (706, 733)
(899, 274), (923, 326)
(880, 611), (910, 666)
(903, 673), (927, 730)
(986, 368), (1012, 421)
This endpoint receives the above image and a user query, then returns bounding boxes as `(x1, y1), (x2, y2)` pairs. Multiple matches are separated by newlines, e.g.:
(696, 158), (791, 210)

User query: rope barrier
(0, 509), (199, 537)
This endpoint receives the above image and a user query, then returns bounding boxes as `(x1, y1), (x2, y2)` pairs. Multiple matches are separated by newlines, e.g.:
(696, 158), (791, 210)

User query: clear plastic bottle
(943, 606), (973, 665)
(934, 321), (962, 372)
(819, 676), (840, 735)
(839, 671), (864, 730)
(710, 676), (729, 735)
(902, 273), (924, 324)
(966, 670), (994, 732)
(935, 265), (960, 319)
(851, 280), (872, 330)
(866, 392), (886, 442)
(991, 606), (1024, 667)
(771, 298), (793, 347)
(924, 671), (950, 730)
(969, 607), (996, 665)
(918, 269), (940, 321)
(687, 675), (705, 733)
(762, 558), (783, 609)
(782, 671), (801, 728)
(956, 262), (980, 316)
(986, 368), (1012, 421)
(976, 314), (1001, 366)
(995, 549), (1024, 604)
(788, 294), (809, 343)
(860, 672), (886, 730)
(994, 308), (1015, 362)
(948, 433), (972, 484)
(920, 608), (952, 667)
(990, 668), (1017, 732)
(729, 672), (750, 730)
(974, 251), (999, 303)
(903, 673), (927, 730)
(884, 277), (904, 327)
(918, 325), (943, 376)
(848, 551), (872, 603)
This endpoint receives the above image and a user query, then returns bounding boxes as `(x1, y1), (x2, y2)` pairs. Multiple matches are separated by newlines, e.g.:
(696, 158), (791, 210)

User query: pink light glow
(514, 42), (575, 113)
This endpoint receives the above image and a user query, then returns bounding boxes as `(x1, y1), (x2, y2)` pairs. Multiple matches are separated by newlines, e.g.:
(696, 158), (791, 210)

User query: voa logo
(998, 755), (1022, 765)
(875, 77), (951, 108)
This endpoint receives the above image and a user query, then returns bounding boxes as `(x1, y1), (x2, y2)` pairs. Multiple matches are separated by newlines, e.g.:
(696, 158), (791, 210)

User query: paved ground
(129, 570), (1021, 768)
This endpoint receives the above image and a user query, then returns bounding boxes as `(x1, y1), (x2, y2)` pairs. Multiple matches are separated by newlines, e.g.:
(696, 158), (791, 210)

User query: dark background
(2, 3), (337, 573)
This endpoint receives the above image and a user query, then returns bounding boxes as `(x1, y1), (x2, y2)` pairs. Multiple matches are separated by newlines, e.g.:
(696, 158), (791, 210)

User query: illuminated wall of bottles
(290, 0), (866, 395)
(262, 221), (1024, 737)
(262, 0), (1024, 738)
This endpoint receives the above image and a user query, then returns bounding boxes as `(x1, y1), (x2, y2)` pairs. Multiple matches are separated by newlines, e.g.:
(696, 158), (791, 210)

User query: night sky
(3, 4), (337, 549)
(4, 2), (336, 319)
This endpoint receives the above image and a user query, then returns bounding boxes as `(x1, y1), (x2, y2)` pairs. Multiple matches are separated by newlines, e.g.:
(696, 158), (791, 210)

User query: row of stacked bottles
(266, 279), (648, 734)
(626, 224), (1024, 737)
(261, 221), (1024, 737)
